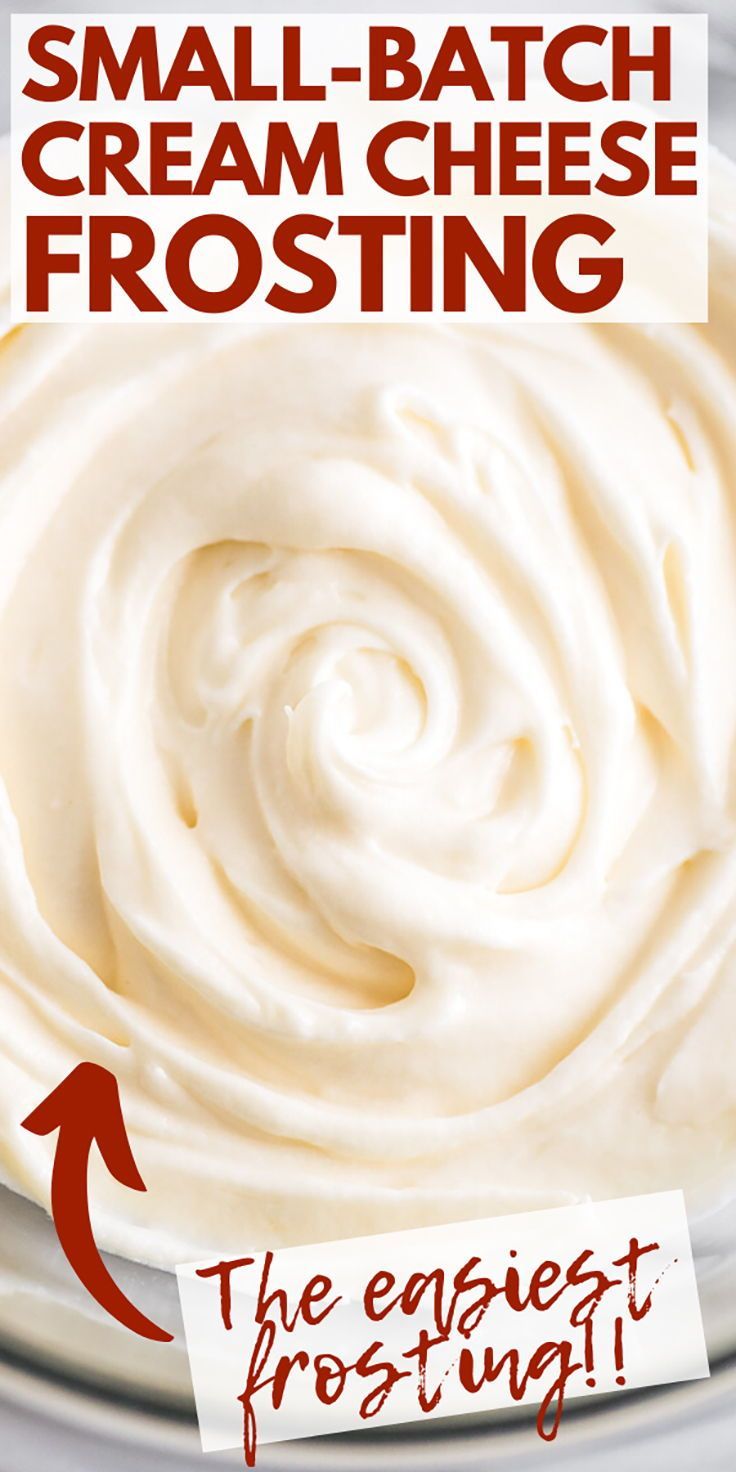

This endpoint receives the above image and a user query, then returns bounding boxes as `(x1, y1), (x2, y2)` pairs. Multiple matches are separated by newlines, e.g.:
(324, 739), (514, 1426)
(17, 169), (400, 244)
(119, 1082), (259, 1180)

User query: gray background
(0, 3), (735, 1470)
(1, 1), (736, 158)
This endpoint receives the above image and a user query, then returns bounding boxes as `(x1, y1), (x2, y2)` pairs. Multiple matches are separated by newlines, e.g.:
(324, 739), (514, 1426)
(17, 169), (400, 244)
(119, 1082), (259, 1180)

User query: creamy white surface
(0, 156), (735, 1265)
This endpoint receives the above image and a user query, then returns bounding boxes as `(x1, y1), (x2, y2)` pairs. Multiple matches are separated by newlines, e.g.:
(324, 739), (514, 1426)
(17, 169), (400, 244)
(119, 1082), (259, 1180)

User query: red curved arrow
(22, 1061), (173, 1343)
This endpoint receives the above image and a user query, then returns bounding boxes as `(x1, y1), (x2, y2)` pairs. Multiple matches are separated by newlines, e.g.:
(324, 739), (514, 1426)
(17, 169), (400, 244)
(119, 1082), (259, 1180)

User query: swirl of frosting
(1, 159), (736, 1262)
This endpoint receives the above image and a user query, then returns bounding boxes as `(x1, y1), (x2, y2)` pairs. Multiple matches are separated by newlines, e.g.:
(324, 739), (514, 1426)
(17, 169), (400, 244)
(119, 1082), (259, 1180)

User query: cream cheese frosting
(0, 151), (735, 1265)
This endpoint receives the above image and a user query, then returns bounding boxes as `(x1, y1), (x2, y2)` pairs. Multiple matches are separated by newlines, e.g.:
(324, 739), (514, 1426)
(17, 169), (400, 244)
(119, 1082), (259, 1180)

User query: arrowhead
(20, 1061), (173, 1343)
(22, 1061), (147, 1194)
